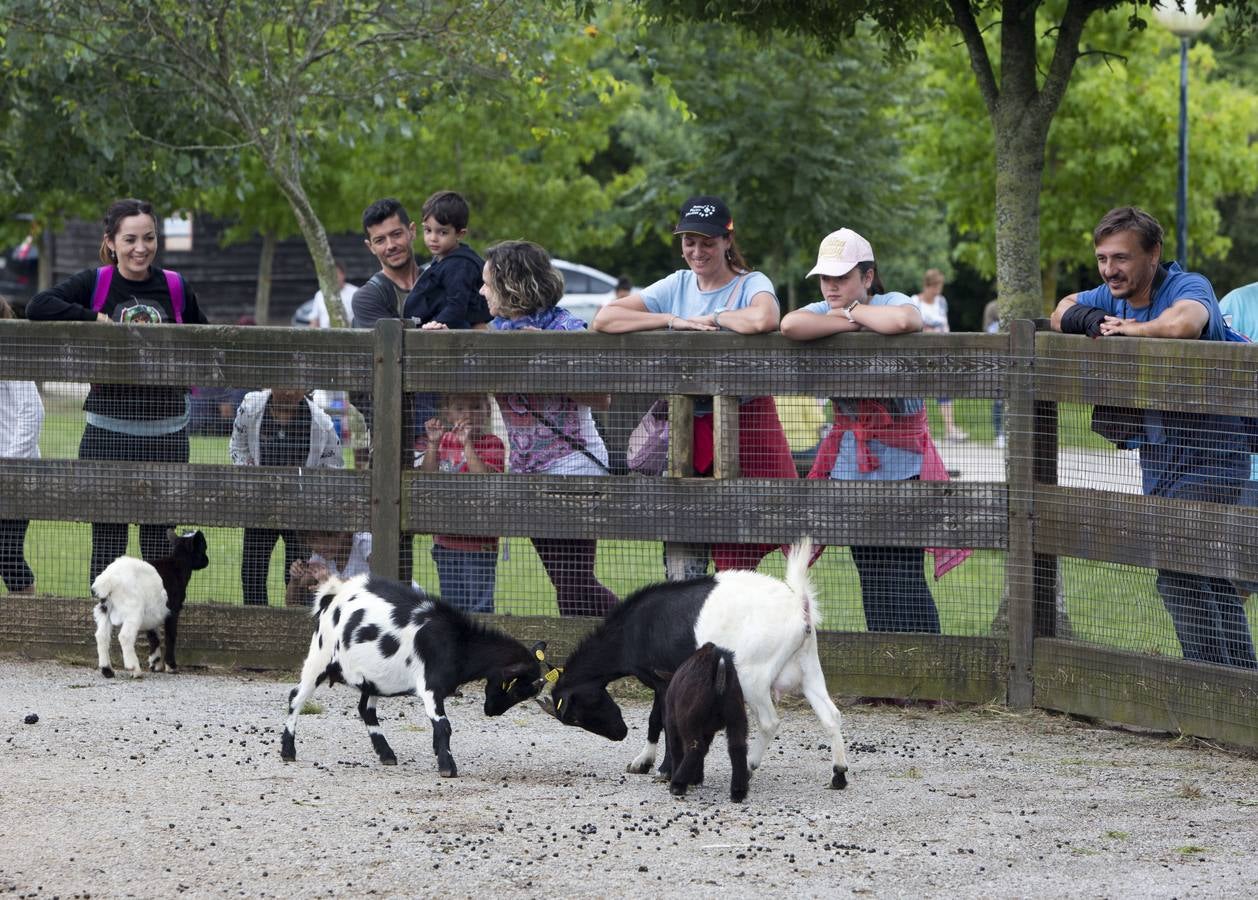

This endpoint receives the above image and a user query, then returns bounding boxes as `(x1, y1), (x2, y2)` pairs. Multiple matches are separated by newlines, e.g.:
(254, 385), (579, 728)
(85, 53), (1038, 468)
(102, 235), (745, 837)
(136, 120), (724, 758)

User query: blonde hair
(483, 240), (564, 318)
(922, 268), (945, 288)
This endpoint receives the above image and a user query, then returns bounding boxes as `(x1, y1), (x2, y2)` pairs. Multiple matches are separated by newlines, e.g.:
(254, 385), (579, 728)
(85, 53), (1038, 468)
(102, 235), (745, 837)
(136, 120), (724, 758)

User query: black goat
(663, 642), (750, 801)
(540, 537), (849, 789)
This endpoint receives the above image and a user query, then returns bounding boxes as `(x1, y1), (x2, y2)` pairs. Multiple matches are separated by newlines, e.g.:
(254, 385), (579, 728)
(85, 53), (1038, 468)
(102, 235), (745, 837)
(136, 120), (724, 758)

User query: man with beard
(1050, 206), (1256, 669)
(352, 198), (421, 329)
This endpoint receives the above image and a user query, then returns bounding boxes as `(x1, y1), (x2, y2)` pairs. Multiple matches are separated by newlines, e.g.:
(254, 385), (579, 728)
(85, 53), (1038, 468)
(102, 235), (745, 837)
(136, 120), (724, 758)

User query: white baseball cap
(807, 228), (875, 278)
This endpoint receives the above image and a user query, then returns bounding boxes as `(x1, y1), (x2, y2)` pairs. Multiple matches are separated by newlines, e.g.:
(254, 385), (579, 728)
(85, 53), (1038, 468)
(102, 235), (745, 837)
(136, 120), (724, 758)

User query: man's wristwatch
(842, 299), (860, 322)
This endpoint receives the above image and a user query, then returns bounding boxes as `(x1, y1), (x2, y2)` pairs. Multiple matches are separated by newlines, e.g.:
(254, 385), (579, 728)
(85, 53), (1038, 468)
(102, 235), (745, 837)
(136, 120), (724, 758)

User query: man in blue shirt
(1051, 206), (1255, 669)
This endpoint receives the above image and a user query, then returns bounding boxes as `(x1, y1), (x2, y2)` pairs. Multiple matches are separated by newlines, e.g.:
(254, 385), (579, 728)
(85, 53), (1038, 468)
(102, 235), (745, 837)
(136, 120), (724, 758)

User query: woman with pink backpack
(27, 198), (209, 584)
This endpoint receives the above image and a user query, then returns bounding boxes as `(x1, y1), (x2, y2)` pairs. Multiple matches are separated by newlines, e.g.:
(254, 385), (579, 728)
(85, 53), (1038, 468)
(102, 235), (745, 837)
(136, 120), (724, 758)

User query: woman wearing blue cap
(592, 195), (797, 578)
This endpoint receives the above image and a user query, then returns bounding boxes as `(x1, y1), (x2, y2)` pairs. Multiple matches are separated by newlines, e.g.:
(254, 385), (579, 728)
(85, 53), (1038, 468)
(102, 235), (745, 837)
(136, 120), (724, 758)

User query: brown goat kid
(663, 642), (750, 802)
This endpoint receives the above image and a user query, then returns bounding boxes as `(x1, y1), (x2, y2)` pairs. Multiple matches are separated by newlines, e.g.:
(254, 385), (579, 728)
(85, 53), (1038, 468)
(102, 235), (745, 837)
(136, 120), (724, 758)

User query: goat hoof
(625, 761), (653, 775)
(380, 756), (398, 766)
(281, 751), (296, 762)
(831, 769), (848, 790)
(731, 789), (747, 803)
(653, 770), (671, 783)
(439, 766), (458, 778)
(668, 783), (687, 797)
(100, 667), (115, 679)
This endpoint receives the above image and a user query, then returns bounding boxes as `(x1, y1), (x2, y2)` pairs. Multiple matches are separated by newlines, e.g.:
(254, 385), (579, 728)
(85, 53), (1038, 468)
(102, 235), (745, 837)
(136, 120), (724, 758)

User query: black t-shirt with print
(26, 266), (209, 422)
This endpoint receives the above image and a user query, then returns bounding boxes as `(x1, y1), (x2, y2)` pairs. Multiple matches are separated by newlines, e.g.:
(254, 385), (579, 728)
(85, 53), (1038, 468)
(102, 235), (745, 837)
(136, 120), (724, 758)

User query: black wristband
(1060, 303), (1106, 337)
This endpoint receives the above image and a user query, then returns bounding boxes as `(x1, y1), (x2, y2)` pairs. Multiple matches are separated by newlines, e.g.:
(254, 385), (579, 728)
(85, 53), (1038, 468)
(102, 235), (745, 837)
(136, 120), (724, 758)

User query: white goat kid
(92, 558), (170, 677)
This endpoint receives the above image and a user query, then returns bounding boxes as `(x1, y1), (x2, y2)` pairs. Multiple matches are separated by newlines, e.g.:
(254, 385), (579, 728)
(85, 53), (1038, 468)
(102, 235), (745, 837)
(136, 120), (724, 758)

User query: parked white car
(554, 259), (623, 324)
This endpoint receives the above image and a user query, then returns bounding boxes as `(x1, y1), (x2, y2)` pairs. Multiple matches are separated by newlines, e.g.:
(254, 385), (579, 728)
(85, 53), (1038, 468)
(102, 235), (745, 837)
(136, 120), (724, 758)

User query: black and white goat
(281, 574), (545, 777)
(662, 642), (750, 801)
(91, 530), (209, 678)
(541, 537), (849, 789)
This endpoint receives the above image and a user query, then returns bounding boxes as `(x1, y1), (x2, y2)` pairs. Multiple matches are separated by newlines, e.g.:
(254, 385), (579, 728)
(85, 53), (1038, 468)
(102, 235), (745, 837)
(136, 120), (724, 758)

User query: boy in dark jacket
(404, 190), (492, 329)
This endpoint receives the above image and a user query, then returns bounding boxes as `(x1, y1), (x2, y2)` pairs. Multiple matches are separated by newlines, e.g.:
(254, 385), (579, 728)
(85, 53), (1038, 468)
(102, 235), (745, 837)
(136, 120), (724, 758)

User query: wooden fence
(1, 318), (1255, 748)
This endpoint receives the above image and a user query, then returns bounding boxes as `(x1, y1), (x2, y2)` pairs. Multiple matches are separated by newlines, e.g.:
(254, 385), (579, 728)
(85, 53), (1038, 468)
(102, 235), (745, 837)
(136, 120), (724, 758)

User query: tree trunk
(39, 229), (54, 291)
(254, 231), (276, 325)
(256, 137), (344, 330)
(991, 111), (1050, 323)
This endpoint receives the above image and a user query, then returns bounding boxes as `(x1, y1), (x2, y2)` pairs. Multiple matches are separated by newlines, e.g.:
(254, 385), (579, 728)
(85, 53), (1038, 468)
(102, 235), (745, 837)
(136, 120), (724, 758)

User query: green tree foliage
(627, 0), (1257, 320)
(3, 0), (590, 325)
(172, 9), (642, 318)
(910, 9), (1258, 309)
(0, 12), (224, 248)
(570, 8), (943, 307)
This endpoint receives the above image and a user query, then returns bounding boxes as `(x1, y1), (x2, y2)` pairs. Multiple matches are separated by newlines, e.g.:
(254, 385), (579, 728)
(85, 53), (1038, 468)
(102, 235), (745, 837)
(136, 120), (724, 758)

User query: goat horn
(533, 695), (559, 719)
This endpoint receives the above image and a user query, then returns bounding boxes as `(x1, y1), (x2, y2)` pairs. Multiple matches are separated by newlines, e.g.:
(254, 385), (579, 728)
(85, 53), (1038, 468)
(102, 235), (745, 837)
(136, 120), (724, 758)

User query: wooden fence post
(1005, 319), (1038, 708)
(712, 395), (741, 480)
(369, 319), (403, 579)
(667, 395), (695, 477)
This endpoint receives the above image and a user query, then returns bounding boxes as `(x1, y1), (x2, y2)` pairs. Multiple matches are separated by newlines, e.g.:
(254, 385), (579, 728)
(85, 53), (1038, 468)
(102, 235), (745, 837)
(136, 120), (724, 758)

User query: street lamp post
(1153, 1), (1212, 268)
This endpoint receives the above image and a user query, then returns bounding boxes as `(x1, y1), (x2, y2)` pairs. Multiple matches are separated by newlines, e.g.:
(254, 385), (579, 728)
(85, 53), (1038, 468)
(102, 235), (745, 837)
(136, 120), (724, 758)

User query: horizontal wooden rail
(400, 330), (1009, 398)
(1, 320), (374, 390)
(402, 474), (1009, 548)
(1035, 332), (1258, 418)
(0, 597), (1007, 706)
(1033, 638), (1258, 748)
(0, 460), (371, 531)
(1034, 486), (1258, 581)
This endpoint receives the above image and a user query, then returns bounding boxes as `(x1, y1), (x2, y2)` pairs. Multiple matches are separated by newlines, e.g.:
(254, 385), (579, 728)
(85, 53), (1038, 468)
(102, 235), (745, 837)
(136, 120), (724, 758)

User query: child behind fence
(419, 393), (505, 613)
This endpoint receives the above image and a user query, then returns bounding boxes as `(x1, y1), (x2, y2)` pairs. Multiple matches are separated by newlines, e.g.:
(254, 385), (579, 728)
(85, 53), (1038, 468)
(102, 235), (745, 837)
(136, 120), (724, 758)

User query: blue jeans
(1235, 476), (1258, 596)
(850, 545), (941, 633)
(1156, 570), (1257, 669)
(431, 544), (497, 614)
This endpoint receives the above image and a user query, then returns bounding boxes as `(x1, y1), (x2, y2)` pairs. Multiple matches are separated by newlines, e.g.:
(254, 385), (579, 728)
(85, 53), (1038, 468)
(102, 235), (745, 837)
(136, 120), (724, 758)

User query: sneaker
(946, 430), (969, 442)
(994, 434), (1005, 449)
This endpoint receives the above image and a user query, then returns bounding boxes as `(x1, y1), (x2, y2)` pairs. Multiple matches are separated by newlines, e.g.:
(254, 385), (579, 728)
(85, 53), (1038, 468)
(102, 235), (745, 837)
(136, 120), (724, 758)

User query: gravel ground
(1, 657), (1256, 899)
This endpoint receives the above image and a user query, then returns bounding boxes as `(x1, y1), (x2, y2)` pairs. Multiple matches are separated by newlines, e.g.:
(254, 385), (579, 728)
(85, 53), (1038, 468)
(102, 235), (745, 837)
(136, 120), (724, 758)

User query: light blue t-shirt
(1220, 282), (1258, 341)
(801, 292), (925, 481)
(640, 270), (776, 319)
(1219, 282), (1258, 480)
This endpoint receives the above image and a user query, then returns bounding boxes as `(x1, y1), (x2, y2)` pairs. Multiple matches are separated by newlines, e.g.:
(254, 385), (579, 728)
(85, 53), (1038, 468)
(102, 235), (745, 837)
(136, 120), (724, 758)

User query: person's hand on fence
(424, 417), (445, 446)
(669, 315), (718, 332)
(1099, 315), (1135, 337)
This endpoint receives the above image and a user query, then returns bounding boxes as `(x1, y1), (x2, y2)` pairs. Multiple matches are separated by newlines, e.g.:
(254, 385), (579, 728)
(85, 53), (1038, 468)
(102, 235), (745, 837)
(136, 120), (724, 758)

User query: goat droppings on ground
(24, 713), (39, 725)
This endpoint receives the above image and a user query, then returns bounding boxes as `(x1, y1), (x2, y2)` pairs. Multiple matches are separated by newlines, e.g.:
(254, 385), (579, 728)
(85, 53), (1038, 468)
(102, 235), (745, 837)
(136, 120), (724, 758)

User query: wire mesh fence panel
(4, 316), (1256, 745)
(1, 321), (372, 608)
(1028, 333), (1258, 744)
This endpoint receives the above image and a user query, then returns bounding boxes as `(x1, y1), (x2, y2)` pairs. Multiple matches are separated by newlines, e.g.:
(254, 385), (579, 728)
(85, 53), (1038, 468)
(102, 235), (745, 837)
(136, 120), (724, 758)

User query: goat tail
(785, 536), (820, 630)
(714, 654), (727, 698)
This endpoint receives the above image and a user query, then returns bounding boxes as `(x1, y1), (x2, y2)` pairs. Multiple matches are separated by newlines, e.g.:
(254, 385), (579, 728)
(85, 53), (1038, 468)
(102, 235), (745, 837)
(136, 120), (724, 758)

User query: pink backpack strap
(162, 269), (185, 323)
(91, 266), (113, 314)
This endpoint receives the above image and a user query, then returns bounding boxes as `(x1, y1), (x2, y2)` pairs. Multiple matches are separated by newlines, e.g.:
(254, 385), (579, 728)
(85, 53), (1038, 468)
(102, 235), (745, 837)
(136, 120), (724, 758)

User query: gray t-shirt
(351, 269), (411, 328)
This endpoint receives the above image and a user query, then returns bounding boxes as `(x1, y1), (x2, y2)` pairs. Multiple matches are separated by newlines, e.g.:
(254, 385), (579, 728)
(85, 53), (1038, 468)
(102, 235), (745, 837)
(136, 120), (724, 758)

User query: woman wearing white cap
(592, 195), (797, 578)
(781, 229), (969, 633)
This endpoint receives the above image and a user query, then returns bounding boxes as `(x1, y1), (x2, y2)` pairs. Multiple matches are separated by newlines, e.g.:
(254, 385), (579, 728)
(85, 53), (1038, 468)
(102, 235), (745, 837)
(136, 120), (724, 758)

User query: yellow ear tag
(534, 648), (546, 662)
(544, 667), (560, 684)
